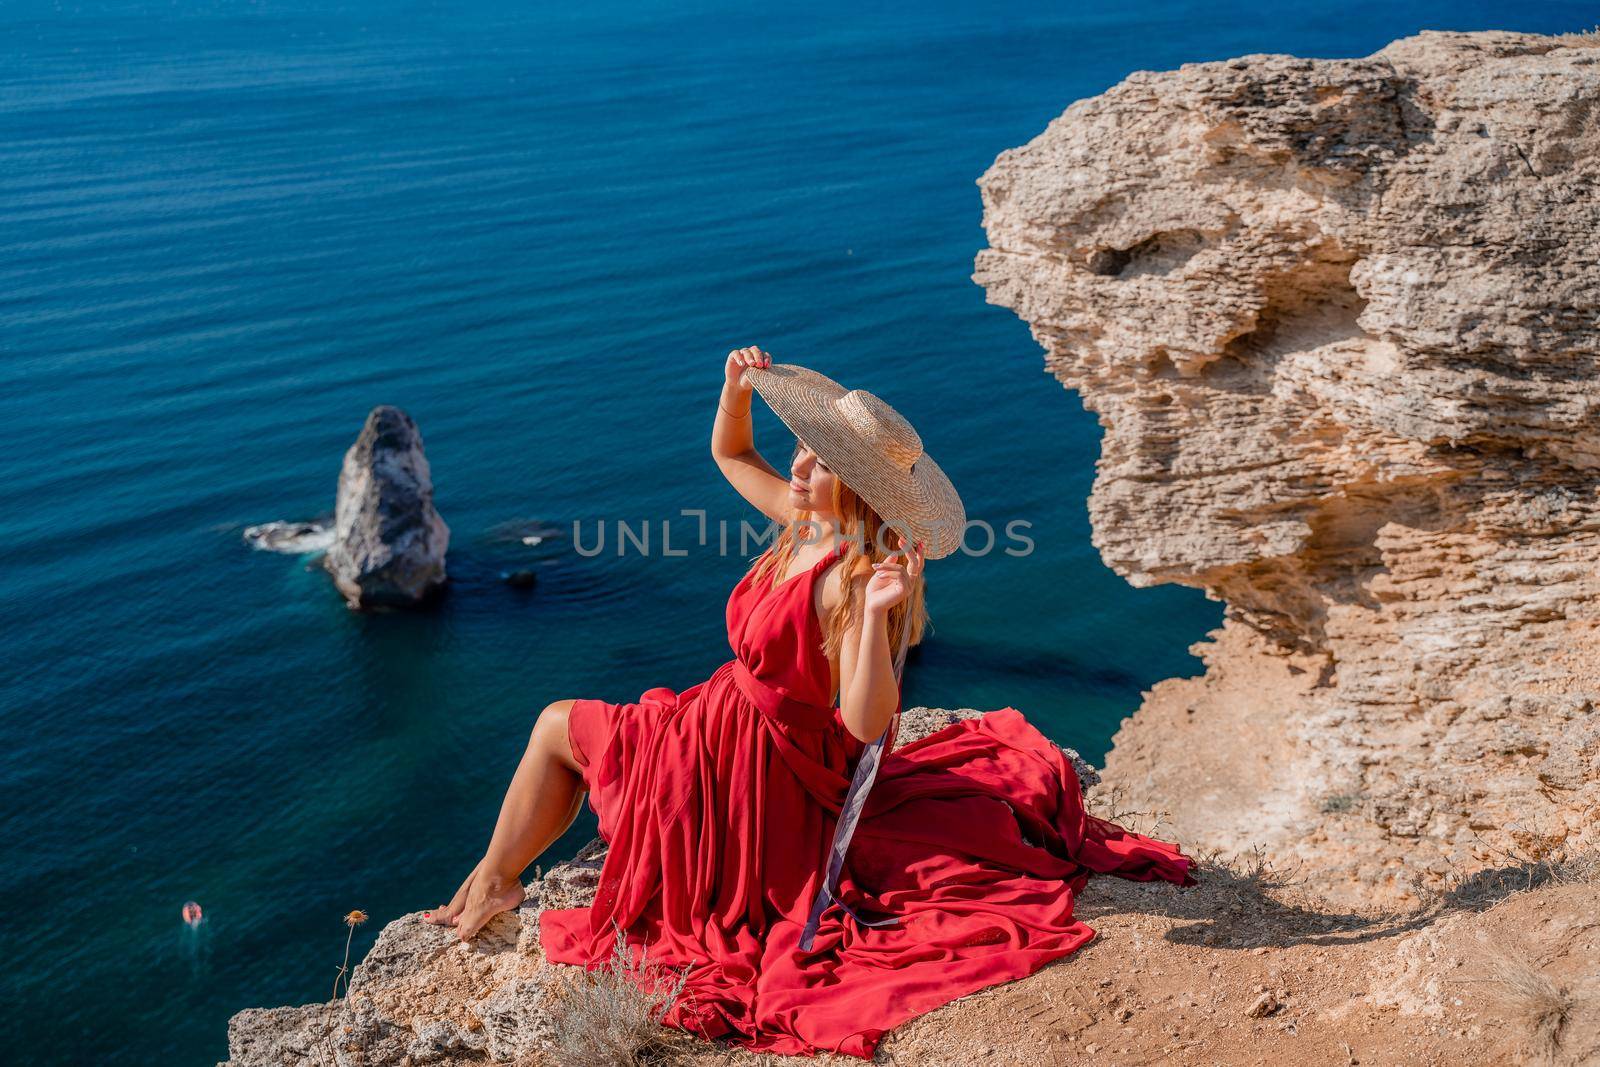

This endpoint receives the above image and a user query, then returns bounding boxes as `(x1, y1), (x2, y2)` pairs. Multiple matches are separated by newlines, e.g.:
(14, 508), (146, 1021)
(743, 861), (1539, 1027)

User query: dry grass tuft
(1191, 843), (1306, 904)
(546, 924), (690, 1067)
(1468, 943), (1581, 1067)
(1438, 832), (1600, 912)
(1547, 848), (1600, 887)
(1556, 26), (1600, 49)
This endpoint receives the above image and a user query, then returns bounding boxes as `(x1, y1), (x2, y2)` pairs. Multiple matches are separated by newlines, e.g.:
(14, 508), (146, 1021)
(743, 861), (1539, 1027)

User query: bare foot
(453, 872), (525, 942)
(423, 859), (483, 927)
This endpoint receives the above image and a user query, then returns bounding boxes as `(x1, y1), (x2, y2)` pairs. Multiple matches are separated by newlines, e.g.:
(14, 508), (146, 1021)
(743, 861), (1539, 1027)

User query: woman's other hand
(865, 537), (925, 617)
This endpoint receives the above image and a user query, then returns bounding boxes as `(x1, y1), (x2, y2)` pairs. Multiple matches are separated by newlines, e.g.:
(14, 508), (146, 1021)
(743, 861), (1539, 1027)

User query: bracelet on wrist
(719, 400), (751, 419)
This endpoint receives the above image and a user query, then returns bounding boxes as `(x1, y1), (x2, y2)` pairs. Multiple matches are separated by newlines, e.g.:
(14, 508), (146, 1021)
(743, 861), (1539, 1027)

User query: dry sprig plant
(1087, 782), (1179, 838)
(317, 909), (371, 1067)
(333, 909), (369, 1000)
(545, 923), (690, 1067)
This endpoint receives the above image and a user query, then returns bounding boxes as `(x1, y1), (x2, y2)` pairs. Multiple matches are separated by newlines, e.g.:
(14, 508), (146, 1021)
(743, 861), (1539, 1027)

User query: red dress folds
(539, 539), (1194, 1058)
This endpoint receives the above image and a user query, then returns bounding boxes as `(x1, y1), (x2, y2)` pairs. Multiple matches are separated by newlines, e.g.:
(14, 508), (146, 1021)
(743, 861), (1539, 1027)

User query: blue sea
(1, 2), (1589, 1062)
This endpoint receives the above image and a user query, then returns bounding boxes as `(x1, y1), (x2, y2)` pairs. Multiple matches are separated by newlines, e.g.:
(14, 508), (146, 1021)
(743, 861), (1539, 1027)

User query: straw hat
(744, 362), (966, 560)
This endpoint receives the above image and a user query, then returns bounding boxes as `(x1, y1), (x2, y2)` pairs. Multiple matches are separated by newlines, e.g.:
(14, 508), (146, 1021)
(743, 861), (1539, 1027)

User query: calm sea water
(1, 2), (1588, 1062)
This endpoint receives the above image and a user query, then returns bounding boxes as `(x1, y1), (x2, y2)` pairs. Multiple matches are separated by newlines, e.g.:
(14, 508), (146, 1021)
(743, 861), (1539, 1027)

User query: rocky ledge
(223, 708), (1096, 1066)
(975, 29), (1600, 906)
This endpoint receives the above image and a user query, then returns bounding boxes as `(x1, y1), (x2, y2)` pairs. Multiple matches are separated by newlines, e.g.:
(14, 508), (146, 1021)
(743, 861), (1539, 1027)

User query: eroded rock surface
(324, 406), (450, 608)
(975, 29), (1600, 903)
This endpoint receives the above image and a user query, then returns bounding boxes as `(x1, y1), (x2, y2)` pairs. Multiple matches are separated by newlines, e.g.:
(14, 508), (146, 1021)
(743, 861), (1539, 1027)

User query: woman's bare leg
(427, 699), (588, 942)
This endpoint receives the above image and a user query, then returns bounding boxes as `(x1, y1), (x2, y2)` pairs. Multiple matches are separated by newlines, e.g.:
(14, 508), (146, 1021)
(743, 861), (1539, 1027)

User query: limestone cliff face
(975, 30), (1600, 903)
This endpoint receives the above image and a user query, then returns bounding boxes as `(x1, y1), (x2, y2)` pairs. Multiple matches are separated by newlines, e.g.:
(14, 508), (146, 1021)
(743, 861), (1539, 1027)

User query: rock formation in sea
(323, 406), (451, 609)
(974, 29), (1600, 905)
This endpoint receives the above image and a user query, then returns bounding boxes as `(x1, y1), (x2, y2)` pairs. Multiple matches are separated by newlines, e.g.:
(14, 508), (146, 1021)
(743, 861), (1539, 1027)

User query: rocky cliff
(974, 29), (1600, 904)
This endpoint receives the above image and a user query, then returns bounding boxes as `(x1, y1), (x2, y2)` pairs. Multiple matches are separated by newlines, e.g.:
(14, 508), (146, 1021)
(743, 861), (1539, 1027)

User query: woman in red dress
(424, 347), (1194, 1058)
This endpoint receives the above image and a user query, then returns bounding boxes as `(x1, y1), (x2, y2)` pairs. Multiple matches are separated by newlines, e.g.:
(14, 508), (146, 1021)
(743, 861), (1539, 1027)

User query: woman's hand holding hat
(725, 346), (773, 392)
(743, 360), (966, 559)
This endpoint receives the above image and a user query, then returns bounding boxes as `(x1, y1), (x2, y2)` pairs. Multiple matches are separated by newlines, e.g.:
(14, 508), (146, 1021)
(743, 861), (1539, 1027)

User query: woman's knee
(533, 699), (581, 771)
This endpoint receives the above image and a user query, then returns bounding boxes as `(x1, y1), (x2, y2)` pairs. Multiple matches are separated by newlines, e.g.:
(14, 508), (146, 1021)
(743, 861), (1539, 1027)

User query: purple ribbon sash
(797, 612), (912, 951)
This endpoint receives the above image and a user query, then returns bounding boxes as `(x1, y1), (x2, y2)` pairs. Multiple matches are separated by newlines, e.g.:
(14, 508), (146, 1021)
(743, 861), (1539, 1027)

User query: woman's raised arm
(713, 347), (792, 524)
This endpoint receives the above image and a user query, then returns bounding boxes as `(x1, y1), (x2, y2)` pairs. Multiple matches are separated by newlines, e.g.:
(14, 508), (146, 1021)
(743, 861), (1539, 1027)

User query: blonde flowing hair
(746, 442), (930, 670)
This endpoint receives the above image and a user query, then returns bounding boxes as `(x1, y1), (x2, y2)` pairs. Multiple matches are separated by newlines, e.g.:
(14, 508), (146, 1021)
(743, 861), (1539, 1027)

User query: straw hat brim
(744, 363), (966, 560)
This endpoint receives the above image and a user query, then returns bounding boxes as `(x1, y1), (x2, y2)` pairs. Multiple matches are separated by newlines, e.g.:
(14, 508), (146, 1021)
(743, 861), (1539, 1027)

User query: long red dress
(539, 539), (1194, 1058)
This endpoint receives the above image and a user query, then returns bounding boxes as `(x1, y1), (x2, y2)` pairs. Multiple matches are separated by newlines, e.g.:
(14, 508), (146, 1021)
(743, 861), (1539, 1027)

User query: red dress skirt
(539, 540), (1194, 1058)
